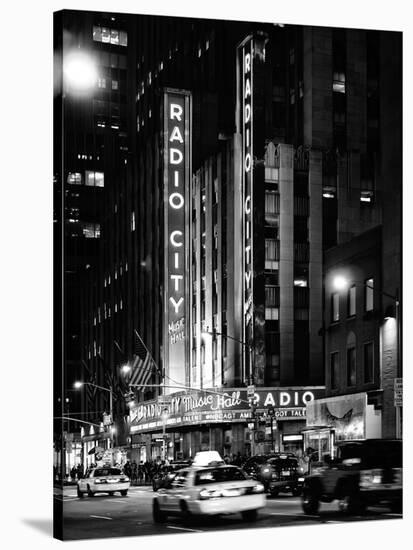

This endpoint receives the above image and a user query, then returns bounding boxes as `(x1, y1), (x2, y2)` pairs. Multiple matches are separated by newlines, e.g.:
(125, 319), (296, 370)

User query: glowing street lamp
(63, 51), (98, 91)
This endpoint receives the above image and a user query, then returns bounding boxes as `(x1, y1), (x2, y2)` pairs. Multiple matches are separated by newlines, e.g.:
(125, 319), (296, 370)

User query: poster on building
(306, 393), (367, 441)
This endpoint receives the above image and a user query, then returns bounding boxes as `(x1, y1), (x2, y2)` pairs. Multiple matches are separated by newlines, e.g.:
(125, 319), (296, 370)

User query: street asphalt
(55, 485), (402, 541)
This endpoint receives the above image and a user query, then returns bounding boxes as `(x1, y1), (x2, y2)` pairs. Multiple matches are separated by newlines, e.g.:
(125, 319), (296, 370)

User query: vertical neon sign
(242, 40), (254, 383)
(163, 89), (191, 392)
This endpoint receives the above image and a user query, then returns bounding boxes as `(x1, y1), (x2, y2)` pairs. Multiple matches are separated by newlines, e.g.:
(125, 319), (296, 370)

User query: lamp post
(332, 276), (401, 439)
(161, 408), (169, 461)
(74, 381), (114, 462)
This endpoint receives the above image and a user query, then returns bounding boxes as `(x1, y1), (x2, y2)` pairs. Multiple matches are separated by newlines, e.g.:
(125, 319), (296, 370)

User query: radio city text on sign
(168, 101), (185, 317)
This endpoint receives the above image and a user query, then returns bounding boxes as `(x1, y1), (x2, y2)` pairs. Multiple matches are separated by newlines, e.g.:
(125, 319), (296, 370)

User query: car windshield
(194, 467), (247, 486)
(267, 458), (298, 469)
(94, 468), (122, 477)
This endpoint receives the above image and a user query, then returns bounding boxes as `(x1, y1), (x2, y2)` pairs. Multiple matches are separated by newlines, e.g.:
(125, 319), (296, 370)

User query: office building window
(67, 172), (82, 185)
(365, 278), (374, 311)
(85, 171), (104, 187)
(265, 190), (280, 225)
(265, 307), (279, 320)
(347, 347), (356, 386)
(131, 211), (135, 232)
(331, 292), (339, 322)
(348, 285), (356, 316)
(364, 342), (374, 383)
(82, 222), (100, 238)
(333, 71), (346, 93)
(330, 351), (339, 389)
(93, 25), (128, 46)
(265, 239), (279, 270)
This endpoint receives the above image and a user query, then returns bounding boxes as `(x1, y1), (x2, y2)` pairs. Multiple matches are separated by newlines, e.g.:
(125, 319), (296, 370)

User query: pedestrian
(138, 462), (144, 485)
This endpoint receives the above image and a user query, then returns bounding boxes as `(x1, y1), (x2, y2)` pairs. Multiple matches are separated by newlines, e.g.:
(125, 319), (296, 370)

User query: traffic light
(250, 402), (257, 419)
(267, 404), (275, 417)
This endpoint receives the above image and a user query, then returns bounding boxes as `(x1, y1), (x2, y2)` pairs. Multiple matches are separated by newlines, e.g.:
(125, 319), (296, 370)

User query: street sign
(103, 413), (112, 426)
(247, 385), (255, 398)
(394, 378), (403, 407)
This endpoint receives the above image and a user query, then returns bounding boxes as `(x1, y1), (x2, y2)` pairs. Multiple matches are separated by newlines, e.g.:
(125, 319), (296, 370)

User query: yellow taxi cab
(77, 467), (130, 498)
(152, 451), (265, 523)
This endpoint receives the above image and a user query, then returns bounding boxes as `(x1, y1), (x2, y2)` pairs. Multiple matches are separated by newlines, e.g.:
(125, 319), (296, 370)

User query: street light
(63, 51), (98, 91)
(331, 275), (401, 438)
(74, 381), (115, 461)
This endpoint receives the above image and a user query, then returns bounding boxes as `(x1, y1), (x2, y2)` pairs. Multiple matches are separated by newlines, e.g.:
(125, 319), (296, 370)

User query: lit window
(98, 78), (106, 89)
(330, 351), (339, 389)
(110, 29), (119, 45)
(333, 72), (346, 93)
(112, 80), (119, 90)
(360, 190), (374, 203)
(294, 278), (307, 287)
(159, 61), (164, 71)
(108, 275), (111, 285)
(115, 303), (118, 313)
(323, 186), (336, 199)
(120, 299), (123, 310)
(265, 239), (279, 270)
(348, 285), (356, 316)
(67, 172), (82, 185)
(148, 72), (152, 85)
(364, 342), (374, 383)
(93, 26), (102, 42)
(119, 31), (128, 47)
(82, 222), (100, 239)
(265, 307), (279, 320)
(101, 27), (110, 43)
(331, 292), (339, 322)
(131, 211), (135, 232)
(205, 40), (210, 50)
(85, 171), (104, 187)
(365, 278), (374, 311)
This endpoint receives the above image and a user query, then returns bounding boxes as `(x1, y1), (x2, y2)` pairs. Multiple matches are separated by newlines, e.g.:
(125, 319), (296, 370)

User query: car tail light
(360, 469), (382, 487)
(199, 488), (223, 500)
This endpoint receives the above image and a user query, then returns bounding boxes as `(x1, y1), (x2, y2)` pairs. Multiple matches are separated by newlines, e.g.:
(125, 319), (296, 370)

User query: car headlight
(298, 477), (305, 482)
(94, 479), (102, 484)
(123, 477), (130, 482)
(252, 484), (264, 494)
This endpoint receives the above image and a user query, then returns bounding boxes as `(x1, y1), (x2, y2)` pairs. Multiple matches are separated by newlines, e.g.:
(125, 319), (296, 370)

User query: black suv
(260, 454), (304, 496)
(302, 439), (402, 515)
(242, 454), (278, 481)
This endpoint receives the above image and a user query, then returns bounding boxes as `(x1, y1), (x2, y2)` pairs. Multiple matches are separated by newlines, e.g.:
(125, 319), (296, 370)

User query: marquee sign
(129, 387), (325, 433)
(163, 89), (191, 391)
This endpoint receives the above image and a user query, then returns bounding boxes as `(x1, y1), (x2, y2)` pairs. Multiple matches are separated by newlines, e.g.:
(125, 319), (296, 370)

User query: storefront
(303, 392), (382, 460)
(129, 386), (324, 460)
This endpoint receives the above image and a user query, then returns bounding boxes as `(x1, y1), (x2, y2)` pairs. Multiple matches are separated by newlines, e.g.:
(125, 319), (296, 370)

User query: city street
(56, 485), (402, 541)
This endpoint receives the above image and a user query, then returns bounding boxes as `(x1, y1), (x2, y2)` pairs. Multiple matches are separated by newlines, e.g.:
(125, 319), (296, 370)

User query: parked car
(77, 467), (130, 498)
(259, 454), (305, 496)
(302, 439), (402, 515)
(153, 454), (265, 523)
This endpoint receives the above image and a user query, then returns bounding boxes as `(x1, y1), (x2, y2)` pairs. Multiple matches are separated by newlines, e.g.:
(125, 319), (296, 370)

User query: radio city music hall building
(58, 11), (401, 461)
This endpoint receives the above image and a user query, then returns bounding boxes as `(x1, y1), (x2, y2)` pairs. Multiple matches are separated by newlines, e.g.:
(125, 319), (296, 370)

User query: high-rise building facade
(55, 11), (401, 467)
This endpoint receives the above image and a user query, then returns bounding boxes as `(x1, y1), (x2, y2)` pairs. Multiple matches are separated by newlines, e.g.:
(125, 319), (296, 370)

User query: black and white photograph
(3, 1), (411, 549)
(51, 4), (405, 542)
